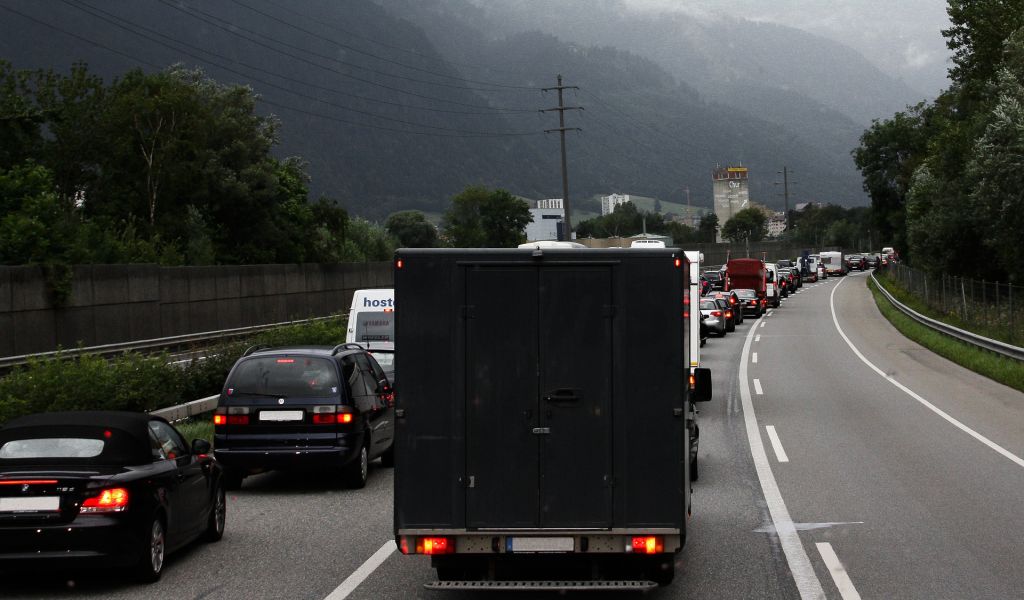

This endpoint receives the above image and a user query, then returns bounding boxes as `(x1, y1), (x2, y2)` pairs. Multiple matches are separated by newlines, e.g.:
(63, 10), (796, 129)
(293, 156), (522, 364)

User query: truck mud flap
(424, 580), (657, 592)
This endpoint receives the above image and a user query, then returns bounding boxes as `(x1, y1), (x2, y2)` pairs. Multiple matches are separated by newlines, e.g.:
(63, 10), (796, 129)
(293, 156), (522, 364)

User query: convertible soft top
(0, 411), (165, 466)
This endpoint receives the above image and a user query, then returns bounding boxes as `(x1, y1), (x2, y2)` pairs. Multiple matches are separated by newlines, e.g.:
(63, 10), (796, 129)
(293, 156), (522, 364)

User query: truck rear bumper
(424, 580), (658, 591)
(397, 530), (682, 555)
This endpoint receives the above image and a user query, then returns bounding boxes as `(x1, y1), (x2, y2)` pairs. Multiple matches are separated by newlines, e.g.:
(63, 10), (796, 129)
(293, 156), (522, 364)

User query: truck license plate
(510, 537), (574, 553)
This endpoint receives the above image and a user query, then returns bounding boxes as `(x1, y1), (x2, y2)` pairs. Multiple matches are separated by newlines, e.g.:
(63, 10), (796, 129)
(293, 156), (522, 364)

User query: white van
(345, 288), (395, 343)
(685, 251), (702, 366)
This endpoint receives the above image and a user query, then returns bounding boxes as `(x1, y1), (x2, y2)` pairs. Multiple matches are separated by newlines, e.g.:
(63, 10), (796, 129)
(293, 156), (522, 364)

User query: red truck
(725, 258), (768, 317)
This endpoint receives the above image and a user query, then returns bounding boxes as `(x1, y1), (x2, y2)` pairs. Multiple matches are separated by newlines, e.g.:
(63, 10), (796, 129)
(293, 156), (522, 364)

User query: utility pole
(775, 166), (792, 232)
(685, 186), (691, 227)
(541, 75), (582, 241)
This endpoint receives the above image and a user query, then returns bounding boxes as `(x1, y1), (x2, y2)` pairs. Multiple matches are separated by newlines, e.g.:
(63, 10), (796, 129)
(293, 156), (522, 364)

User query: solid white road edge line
(754, 379), (764, 395)
(766, 425), (790, 462)
(815, 543), (863, 600)
(324, 540), (397, 600)
(829, 278), (1024, 470)
(739, 317), (827, 599)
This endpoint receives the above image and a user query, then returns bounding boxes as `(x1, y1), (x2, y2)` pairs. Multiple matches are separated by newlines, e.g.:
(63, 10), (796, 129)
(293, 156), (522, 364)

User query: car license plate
(0, 496), (60, 512)
(258, 410), (304, 422)
(510, 537), (574, 553)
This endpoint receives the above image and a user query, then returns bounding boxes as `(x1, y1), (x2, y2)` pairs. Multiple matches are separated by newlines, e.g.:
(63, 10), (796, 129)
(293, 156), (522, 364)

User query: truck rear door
(464, 265), (613, 530)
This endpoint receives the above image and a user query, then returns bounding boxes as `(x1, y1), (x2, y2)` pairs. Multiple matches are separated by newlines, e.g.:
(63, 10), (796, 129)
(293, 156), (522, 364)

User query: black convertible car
(0, 411), (225, 582)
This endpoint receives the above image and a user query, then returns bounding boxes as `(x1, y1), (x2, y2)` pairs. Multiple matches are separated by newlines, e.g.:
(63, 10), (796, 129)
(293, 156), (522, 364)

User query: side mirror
(191, 438), (212, 456)
(690, 368), (712, 403)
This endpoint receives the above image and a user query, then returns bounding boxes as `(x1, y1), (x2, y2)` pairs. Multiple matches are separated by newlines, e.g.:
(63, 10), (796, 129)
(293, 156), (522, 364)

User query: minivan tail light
(81, 488), (129, 513)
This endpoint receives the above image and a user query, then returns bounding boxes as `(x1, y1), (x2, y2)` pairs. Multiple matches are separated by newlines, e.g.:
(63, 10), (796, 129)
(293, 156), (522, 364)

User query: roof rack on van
(331, 343), (365, 356)
(242, 345), (269, 357)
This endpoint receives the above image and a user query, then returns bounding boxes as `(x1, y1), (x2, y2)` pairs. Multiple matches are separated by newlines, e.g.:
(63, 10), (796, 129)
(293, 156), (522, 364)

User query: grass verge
(875, 270), (1022, 345)
(868, 277), (1024, 393)
(0, 314), (348, 425)
(175, 417), (215, 445)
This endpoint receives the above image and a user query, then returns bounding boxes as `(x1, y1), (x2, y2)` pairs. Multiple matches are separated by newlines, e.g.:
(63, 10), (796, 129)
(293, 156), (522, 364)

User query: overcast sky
(622, 0), (952, 95)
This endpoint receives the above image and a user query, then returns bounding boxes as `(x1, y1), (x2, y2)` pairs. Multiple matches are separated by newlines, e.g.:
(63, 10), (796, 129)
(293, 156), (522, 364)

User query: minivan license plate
(258, 410), (304, 422)
(510, 537), (574, 553)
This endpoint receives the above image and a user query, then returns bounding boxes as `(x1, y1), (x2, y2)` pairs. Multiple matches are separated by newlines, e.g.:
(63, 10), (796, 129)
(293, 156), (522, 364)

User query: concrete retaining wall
(0, 263), (393, 356)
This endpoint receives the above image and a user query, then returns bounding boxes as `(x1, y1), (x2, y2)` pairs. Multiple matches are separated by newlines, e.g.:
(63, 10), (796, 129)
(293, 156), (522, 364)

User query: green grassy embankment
(867, 277), (1024, 393)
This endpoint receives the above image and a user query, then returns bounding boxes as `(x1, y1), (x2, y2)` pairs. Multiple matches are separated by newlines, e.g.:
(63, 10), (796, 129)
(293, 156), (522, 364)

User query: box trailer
(725, 258), (768, 307)
(393, 248), (711, 590)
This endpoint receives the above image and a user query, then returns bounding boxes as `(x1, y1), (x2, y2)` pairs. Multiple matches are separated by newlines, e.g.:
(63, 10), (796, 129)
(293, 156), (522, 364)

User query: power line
(72, 0), (534, 117)
(258, 0), (524, 76)
(0, 4), (163, 70)
(63, 1), (538, 136)
(227, 0), (535, 90)
(5, 5), (543, 139)
(157, 0), (539, 94)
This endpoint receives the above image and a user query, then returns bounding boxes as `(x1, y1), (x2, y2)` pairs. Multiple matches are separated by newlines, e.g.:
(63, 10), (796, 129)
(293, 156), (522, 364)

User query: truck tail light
(629, 536), (664, 554)
(402, 536), (455, 555)
(81, 488), (129, 513)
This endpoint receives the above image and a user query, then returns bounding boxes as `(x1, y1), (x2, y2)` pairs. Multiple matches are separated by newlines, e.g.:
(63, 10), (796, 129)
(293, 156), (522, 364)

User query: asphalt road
(5, 271), (1023, 599)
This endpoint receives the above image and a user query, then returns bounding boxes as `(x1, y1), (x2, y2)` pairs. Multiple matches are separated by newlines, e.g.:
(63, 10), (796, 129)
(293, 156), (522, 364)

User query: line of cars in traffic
(698, 252), (840, 340)
(0, 288), (398, 583)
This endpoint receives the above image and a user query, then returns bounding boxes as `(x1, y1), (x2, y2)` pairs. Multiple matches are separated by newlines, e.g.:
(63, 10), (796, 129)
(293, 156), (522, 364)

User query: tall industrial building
(712, 166), (749, 242)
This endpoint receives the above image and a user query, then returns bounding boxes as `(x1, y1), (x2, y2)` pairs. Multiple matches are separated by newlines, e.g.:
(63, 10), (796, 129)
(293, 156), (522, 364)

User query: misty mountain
(456, 0), (927, 124)
(1, 0), (872, 218)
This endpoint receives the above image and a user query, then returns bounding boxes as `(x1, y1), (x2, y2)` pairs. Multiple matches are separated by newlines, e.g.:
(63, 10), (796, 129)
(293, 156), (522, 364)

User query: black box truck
(393, 247), (711, 590)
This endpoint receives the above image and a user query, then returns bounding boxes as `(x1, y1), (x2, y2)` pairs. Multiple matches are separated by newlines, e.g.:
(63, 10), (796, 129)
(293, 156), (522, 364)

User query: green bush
(0, 315), (348, 425)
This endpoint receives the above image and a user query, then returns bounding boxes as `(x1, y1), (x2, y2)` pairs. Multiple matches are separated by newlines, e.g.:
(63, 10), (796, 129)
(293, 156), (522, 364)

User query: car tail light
(213, 414), (227, 426)
(725, 310), (733, 318)
(711, 311), (722, 317)
(628, 536), (664, 554)
(81, 488), (129, 513)
(228, 415), (249, 425)
(729, 297), (737, 305)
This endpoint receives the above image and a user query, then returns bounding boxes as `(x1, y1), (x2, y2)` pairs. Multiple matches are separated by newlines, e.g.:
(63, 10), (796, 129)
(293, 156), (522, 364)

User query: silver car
(699, 298), (727, 336)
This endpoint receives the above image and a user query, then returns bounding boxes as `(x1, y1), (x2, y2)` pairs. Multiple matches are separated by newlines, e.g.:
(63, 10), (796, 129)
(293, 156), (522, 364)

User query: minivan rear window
(227, 357), (340, 397)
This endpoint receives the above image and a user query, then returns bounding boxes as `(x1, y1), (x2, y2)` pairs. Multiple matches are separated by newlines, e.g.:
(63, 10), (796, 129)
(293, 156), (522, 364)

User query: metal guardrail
(150, 395), (219, 423)
(871, 272), (1024, 362)
(0, 314), (341, 370)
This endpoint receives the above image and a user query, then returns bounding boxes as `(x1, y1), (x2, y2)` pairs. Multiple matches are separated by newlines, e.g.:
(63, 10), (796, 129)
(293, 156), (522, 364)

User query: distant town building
(526, 206), (566, 241)
(537, 198), (563, 209)
(601, 193), (631, 216)
(712, 166), (749, 242)
(767, 211), (787, 238)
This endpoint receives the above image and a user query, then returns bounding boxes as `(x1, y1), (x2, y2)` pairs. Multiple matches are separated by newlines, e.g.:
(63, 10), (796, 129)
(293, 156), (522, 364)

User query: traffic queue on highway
(0, 247), (897, 589)
(697, 249), (888, 342)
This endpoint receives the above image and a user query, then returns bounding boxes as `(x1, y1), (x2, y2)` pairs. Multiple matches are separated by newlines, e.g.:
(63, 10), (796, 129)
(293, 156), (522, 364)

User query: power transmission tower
(541, 75), (582, 241)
